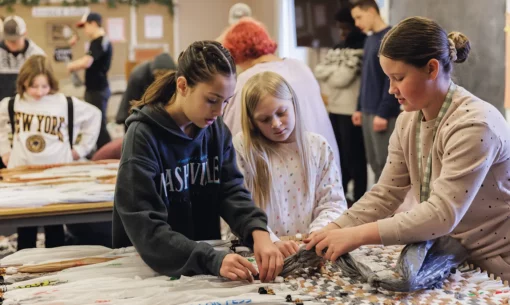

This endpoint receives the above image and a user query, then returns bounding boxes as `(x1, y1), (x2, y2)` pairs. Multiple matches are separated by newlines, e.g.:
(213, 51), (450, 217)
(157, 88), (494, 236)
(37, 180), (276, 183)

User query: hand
(352, 111), (362, 126)
(1, 152), (10, 165)
(373, 116), (388, 132)
(219, 253), (258, 282)
(66, 64), (73, 74)
(304, 223), (340, 244)
(252, 230), (284, 282)
(68, 34), (78, 47)
(305, 228), (362, 262)
(71, 149), (80, 161)
(274, 240), (299, 258)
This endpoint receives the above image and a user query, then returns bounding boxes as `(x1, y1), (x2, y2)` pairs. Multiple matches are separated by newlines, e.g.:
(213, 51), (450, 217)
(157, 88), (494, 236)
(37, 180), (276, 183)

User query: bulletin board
(0, 3), (174, 82)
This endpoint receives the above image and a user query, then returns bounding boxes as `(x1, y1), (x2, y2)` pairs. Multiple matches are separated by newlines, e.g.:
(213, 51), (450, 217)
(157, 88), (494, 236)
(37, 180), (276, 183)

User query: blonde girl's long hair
(240, 71), (312, 210)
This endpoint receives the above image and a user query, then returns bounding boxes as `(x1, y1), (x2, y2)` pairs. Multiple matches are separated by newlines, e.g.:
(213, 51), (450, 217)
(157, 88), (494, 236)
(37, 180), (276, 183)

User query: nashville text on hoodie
(159, 155), (221, 196)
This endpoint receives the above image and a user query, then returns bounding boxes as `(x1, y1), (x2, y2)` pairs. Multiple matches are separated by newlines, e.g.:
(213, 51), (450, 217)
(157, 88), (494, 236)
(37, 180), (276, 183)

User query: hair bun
(447, 31), (471, 63)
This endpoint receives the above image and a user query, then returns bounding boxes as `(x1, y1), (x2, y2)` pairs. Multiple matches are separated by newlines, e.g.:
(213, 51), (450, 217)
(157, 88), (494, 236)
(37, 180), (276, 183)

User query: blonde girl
(234, 71), (347, 257)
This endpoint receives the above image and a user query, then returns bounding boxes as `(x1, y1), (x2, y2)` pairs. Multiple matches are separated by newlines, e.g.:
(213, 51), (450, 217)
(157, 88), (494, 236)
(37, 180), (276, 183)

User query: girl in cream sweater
(306, 16), (510, 281)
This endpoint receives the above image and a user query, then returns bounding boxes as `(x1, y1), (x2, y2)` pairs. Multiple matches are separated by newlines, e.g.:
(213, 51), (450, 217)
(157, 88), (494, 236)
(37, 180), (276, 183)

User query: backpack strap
(67, 96), (74, 149)
(8, 96), (15, 135)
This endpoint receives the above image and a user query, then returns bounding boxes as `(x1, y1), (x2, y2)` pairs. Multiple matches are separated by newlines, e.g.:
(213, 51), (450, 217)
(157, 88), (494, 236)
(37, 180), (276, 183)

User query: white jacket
(314, 48), (363, 116)
(0, 93), (101, 168)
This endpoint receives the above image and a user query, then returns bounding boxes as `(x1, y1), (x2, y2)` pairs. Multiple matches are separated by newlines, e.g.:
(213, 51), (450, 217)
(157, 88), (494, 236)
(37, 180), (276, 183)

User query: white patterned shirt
(233, 132), (347, 238)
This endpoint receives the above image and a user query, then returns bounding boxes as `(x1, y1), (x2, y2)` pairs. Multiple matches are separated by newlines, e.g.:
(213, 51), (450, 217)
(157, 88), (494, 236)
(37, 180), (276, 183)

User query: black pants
(17, 225), (65, 250)
(85, 88), (111, 150)
(66, 222), (112, 247)
(329, 113), (367, 205)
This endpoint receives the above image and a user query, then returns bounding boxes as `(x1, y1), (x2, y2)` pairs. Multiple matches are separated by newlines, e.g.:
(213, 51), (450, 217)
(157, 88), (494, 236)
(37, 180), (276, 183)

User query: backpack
(8, 95), (74, 149)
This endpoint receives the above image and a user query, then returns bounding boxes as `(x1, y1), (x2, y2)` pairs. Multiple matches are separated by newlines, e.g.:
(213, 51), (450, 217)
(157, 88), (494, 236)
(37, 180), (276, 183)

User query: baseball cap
(3, 16), (27, 41)
(76, 12), (102, 28)
(228, 3), (252, 25)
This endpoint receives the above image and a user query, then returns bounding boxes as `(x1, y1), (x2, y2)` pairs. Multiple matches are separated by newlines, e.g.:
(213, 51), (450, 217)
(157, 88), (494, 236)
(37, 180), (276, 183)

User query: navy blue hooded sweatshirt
(112, 104), (268, 277)
(357, 26), (400, 119)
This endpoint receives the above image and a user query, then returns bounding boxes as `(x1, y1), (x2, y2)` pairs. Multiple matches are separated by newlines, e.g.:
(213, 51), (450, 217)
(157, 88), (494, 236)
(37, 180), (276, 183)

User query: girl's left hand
(71, 149), (80, 160)
(305, 228), (362, 262)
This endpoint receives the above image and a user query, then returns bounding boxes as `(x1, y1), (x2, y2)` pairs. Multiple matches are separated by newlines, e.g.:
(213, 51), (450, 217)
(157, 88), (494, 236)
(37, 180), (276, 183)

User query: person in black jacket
(112, 40), (283, 283)
(116, 52), (177, 129)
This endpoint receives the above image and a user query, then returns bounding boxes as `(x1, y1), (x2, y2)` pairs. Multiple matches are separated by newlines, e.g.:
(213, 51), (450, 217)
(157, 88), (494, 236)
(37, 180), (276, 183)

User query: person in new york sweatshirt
(305, 17), (510, 281)
(112, 40), (284, 283)
(0, 55), (101, 168)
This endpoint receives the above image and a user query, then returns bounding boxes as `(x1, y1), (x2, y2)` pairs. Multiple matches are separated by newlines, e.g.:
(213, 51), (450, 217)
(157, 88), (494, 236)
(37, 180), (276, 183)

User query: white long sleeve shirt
(234, 132), (347, 238)
(0, 93), (101, 168)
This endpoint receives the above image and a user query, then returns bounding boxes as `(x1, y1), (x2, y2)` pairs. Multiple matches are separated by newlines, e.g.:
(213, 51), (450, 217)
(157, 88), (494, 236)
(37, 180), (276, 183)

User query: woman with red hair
(222, 18), (340, 167)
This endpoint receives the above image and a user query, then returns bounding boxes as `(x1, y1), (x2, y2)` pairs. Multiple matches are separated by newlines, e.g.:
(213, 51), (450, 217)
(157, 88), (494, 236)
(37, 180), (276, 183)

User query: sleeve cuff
(270, 231), (280, 243)
(72, 145), (87, 158)
(242, 220), (268, 247)
(209, 249), (229, 276)
(0, 147), (11, 157)
(376, 109), (392, 119)
(333, 213), (360, 229)
(377, 217), (402, 246)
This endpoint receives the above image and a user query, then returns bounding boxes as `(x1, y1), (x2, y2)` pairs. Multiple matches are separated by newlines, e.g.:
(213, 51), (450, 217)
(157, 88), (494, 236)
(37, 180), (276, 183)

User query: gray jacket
(314, 48), (363, 116)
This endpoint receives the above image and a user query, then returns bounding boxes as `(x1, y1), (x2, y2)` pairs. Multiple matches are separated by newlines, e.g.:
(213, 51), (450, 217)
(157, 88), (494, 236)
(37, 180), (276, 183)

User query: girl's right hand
(1, 152), (10, 165)
(274, 240), (299, 257)
(304, 222), (341, 244)
(220, 253), (258, 282)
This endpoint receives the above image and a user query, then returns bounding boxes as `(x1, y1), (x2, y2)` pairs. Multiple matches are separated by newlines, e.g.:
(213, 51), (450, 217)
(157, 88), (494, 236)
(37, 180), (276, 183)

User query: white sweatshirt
(0, 93), (101, 168)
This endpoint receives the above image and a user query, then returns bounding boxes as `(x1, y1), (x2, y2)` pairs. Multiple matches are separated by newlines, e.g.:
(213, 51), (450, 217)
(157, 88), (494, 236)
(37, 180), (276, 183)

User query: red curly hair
(223, 19), (278, 65)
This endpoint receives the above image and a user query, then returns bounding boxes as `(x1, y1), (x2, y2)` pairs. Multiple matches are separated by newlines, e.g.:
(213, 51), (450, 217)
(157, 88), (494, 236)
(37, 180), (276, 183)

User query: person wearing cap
(216, 3), (252, 43)
(115, 52), (177, 129)
(67, 12), (113, 151)
(66, 12), (113, 247)
(0, 15), (45, 169)
(0, 15), (45, 101)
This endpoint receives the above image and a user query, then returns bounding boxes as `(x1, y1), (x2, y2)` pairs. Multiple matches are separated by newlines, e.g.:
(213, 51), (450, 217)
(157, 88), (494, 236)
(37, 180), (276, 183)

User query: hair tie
(448, 38), (457, 62)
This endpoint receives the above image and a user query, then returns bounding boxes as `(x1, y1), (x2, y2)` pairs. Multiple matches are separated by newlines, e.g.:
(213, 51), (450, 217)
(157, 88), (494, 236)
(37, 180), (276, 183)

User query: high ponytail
(130, 71), (177, 111)
(130, 40), (236, 112)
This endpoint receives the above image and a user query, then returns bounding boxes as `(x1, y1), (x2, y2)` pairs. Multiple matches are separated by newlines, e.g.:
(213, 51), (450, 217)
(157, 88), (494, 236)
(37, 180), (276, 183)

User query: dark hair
(132, 40), (235, 110)
(88, 20), (102, 27)
(17, 55), (59, 97)
(334, 7), (355, 25)
(350, 0), (380, 14)
(379, 17), (470, 74)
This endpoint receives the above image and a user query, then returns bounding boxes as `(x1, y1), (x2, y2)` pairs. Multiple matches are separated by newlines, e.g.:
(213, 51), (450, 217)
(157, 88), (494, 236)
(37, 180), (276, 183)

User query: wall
(390, 0), (505, 114)
(0, 3), (173, 81)
(174, 0), (239, 53)
(174, 0), (279, 53)
(249, 0), (278, 43)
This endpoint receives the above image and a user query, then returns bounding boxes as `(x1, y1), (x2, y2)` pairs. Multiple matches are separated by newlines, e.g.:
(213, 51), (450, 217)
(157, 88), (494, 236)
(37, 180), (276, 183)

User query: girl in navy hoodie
(113, 40), (283, 283)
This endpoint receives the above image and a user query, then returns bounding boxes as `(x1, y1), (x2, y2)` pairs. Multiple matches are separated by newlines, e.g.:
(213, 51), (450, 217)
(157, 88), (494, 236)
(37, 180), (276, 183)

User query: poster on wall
(33, 7), (90, 18)
(144, 15), (163, 39)
(107, 18), (125, 43)
(54, 48), (73, 62)
(46, 23), (76, 46)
